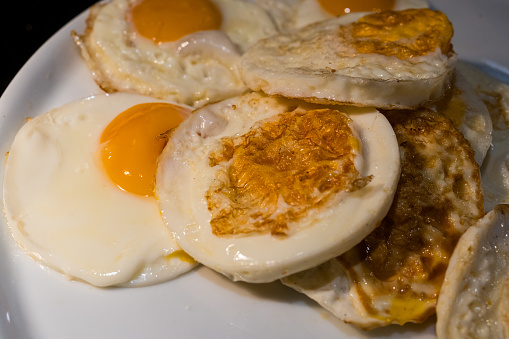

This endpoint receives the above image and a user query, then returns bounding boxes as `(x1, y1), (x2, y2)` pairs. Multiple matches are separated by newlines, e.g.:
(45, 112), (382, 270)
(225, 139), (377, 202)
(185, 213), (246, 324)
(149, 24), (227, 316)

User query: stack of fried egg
(4, 0), (509, 336)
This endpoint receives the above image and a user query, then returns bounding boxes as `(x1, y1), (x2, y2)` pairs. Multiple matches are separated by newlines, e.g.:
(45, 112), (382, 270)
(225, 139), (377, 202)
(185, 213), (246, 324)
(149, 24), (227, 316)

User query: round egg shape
(72, 0), (278, 108)
(156, 92), (401, 283)
(3, 93), (198, 287)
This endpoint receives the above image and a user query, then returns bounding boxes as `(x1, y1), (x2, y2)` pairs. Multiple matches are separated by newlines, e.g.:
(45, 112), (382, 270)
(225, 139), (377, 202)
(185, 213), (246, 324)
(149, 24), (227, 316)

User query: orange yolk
(131, 0), (222, 44)
(318, 0), (395, 15)
(99, 102), (190, 197)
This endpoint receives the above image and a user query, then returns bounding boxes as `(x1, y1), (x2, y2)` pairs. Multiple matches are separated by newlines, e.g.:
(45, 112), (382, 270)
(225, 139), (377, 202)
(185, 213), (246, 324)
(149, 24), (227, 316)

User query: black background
(1, 1), (98, 95)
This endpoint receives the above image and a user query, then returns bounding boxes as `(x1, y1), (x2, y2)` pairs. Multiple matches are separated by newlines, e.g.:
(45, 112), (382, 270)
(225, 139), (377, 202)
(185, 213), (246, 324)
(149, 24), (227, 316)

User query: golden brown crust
(205, 108), (371, 237)
(347, 9), (454, 59)
(240, 9), (457, 110)
(338, 108), (484, 327)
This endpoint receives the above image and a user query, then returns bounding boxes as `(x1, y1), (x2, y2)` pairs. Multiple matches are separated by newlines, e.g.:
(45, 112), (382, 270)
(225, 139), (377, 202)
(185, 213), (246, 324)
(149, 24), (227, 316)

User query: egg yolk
(318, 0), (395, 15)
(131, 0), (222, 44)
(99, 102), (189, 197)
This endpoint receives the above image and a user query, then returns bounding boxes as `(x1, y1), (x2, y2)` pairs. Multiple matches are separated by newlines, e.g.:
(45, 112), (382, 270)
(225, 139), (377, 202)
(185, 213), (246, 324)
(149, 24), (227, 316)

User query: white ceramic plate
(1, 1), (507, 338)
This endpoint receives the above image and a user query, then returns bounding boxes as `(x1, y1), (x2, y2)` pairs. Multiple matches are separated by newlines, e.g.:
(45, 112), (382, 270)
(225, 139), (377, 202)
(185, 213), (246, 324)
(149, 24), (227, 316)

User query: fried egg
(239, 8), (456, 110)
(3, 93), (198, 287)
(426, 66), (493, 166)
(72, 0), (278, 108)
(453, 61), (509, 212)
(436, 204), (509, 339)
(282, 108), (484, 329)
(255, 0), (429, 33)
(156, 92), (400, 283)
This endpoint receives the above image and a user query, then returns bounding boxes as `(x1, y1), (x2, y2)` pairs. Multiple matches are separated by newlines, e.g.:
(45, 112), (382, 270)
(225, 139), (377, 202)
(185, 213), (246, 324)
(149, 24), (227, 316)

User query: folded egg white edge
(239, 11), (456, 110)
(436, 204), (509, 339)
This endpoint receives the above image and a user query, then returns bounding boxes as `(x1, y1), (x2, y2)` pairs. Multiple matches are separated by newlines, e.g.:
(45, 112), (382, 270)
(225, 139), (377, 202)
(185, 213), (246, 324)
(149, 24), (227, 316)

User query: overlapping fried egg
(255, 0), (429, 33)
(454, 61), (509, 211)
(282, 108), (484, 329)
(3, 93), (198, 287)
(436, 204), (509, 339)
(426, 66), (493, 166)
(239, 9), (457, 110)
(5, 1), (508, 336)
(156, 92), (400, 283)
(72, 0), (278, 108)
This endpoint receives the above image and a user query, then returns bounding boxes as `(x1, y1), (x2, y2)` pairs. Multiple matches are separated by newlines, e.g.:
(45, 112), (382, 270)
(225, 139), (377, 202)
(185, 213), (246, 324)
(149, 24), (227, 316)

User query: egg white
(426, 65), (493, 166)
(72, 0), (278, 108)
(255, 0), (429, 33)
(239, 10), (456, 110)
(282, 107), (485, 329)
(3, 93), (197, 287)
(156, 92), (400, 283)
(436, 204), (509, 339)
(454, 61), (509, 212)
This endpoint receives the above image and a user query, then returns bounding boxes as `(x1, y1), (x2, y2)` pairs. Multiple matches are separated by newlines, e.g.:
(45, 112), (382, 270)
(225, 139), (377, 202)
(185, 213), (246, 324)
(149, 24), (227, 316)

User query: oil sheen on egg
(156, 92), (400, 283)
(255, 0), (428, 33)
(3, 93), (198, 287)
(72, 0), (277, 108)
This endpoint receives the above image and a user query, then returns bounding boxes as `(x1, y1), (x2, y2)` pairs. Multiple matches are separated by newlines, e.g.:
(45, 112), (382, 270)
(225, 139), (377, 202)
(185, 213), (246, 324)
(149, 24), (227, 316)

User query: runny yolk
(131, 0), (222, 44)
(99, 102), (190, 197)
(317, 0), (395, 15)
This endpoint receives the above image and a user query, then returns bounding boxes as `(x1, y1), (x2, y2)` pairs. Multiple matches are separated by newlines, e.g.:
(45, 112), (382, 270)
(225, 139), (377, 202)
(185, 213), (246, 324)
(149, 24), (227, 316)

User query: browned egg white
(481, 89), (509, 129)
(339, 9), (454, 60)
(433, 83), (467, 128)
(338, 109), (484, 327)
(206, 108), (371, 237)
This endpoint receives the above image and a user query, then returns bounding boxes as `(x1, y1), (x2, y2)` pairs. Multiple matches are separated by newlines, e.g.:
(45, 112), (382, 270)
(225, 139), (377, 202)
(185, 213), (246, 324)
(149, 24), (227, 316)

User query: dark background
(1, 1), (98, 95)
